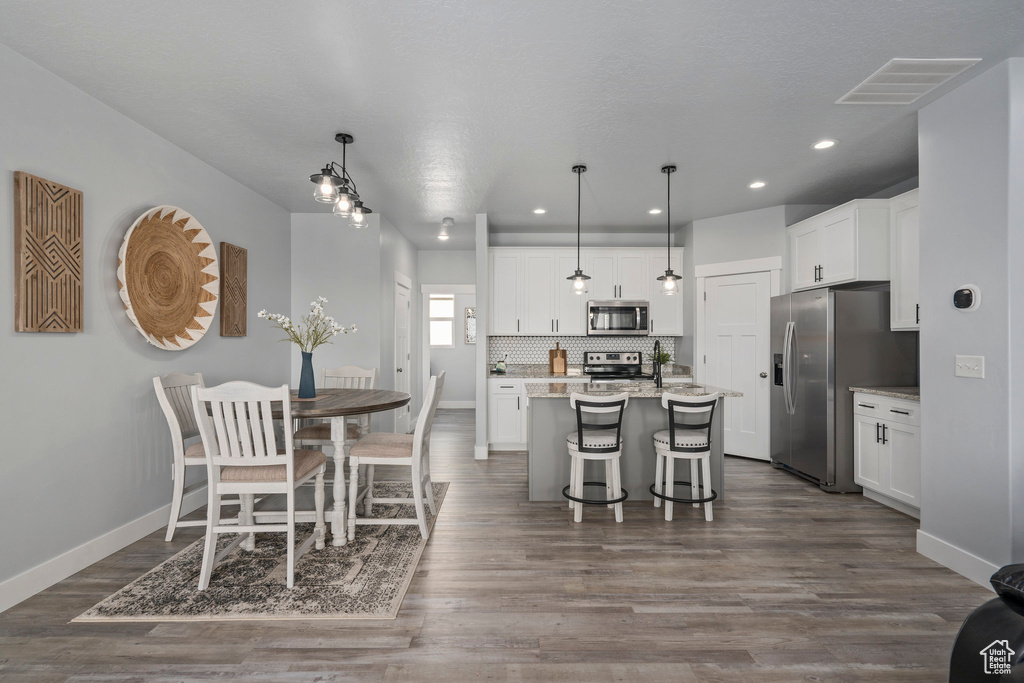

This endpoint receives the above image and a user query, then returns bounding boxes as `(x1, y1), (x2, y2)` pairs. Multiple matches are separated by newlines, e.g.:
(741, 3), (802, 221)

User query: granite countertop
(849, 386), (920, 402)
(526, 380), (741, 399)
(490, 363), (694, 379)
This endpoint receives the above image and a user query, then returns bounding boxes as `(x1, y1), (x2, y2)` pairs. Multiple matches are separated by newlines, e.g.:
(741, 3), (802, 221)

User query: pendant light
(309, 133), (372, 227)
(656, 164), (680, 295)
(566, 164), (591, 295)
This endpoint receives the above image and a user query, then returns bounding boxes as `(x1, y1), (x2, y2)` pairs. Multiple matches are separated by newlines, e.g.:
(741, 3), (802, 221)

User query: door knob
(759, 371), (768, 378)
(397, 368), (403, 373)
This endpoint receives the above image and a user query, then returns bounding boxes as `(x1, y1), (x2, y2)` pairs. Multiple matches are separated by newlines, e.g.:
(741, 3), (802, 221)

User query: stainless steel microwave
(587, 300), (649, 336)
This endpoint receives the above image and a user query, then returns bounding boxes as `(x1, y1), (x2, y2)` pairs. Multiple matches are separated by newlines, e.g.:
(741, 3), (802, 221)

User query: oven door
(587, 301), (649, 336)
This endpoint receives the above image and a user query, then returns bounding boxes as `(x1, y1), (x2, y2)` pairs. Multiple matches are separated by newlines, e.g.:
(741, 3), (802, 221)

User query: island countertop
(526, 381), (742, 399)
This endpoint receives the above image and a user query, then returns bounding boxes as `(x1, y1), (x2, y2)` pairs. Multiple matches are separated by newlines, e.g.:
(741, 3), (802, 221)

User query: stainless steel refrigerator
(770, 289), (917, 492)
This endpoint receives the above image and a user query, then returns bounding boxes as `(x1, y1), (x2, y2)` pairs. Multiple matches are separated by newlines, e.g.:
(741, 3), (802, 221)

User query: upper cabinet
(489, 248), (589, 335)
(788, 199), (891, 292)
(488, 247), (682, 336)
(647, 248), (685, 336)
(585, 249), (649, 301)
(889, 189), (920, 331)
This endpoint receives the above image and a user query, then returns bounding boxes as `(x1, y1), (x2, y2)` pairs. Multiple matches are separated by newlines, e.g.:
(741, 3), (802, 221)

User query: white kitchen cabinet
(647, 248), (685, 335)
(488, 379), (525, 448)
(522, 252), (557, 334)
(889, 189), (920, 330)
(853, 392), (921, 516)
(584, 249), (648, 300)
(490, 251), (522, 334)
(555, 252), (587, 335)
(788, 199), (891, 292)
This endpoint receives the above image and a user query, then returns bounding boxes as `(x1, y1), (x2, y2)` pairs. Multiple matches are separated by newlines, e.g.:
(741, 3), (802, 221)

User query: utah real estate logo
(981, 640), (1014, 675)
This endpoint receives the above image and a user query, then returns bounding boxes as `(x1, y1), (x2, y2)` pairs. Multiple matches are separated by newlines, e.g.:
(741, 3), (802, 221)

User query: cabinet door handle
(858, 403), (877, 409)
(517, 396), (520, 410)
(651, 319), (654, 333)
(916, 303), (920, 325)
(551, 319), (554, 332)
(890, 409), (910, 415)
(556, 319), (559, 332)
(876, 423), (881, 443)
(882, 424), (888, 445)
(517, 319), (520, 332)
(499, 385), (514, 389)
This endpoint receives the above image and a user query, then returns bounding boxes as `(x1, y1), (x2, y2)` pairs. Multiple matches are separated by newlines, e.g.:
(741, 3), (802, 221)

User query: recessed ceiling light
(533, 208), (546, 214)
(437, 234), (450, 241)
(648, 208), (662, 215)
(748, 181), (766, 189)
(813, 139), (837, 150)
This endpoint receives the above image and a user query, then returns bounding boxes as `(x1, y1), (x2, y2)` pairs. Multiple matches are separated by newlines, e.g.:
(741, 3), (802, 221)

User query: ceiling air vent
(836, 58), (981, 105)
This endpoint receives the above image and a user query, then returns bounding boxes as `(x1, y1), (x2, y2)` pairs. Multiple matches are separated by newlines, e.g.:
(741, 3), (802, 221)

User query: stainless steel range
(583, 351), (655, 381)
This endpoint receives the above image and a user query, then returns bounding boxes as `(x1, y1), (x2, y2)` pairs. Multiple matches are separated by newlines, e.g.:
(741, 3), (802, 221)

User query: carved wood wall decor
(116, 206), (219, 350)
(219, 242), (247, 337)
(14, 172), (83, 332)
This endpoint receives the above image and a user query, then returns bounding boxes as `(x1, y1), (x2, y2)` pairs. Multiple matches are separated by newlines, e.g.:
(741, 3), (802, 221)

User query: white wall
(419, 250), (476, 285)
(917, 58), (1021, 584)
(289, 213), (381, 379)
(290, 213), (420, 430)
(489, 231), (667, 248)
(0, 44), (291, 605)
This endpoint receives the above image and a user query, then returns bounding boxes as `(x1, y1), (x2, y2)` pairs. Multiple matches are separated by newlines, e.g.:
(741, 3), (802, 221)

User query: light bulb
(661, 277), (678, 295)
(350, 206), (366, 229)
(333, 193), (352, 218)
(313, 173), (337, 203)
(571, 276), (588, 295)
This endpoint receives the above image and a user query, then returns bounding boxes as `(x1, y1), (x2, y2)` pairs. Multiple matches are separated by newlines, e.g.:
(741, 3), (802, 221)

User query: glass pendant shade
(567, 269), (590, 295)
(313, 168), (337, 203)
(333, 191), (353, 218)
(659, 272), (679, 295)
(349, 203), (367, 229)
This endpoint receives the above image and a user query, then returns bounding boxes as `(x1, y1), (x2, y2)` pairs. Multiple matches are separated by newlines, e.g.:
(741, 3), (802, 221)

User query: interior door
(704, 271), (771, 460)
(395, 277), (412, 433)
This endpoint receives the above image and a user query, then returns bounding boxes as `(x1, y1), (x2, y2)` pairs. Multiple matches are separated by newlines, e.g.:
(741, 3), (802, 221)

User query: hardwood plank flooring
(0, 410), (990, 681)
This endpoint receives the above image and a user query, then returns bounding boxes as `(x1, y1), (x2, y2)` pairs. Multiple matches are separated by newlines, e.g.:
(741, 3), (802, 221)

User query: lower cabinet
(488, 379), (526, 448)
(853, 392), (921, 516)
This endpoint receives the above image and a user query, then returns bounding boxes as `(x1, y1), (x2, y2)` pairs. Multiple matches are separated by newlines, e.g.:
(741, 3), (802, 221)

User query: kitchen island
(525, 381), (741, 503)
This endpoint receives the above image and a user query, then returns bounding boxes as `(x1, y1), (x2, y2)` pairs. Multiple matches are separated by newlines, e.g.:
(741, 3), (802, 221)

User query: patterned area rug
(73, 481), (447, 622)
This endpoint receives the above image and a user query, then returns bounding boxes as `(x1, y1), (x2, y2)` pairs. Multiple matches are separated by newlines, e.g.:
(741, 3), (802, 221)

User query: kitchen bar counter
(490, 363), (694, 379)
(848, 386), (920, 401)
(526, 381), (740, 503)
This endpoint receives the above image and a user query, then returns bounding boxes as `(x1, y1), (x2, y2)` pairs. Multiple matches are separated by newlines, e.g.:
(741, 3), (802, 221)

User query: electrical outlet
(955, 355), (985, 379)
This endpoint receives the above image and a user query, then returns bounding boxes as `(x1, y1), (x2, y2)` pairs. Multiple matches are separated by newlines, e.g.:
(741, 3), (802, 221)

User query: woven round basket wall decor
(117, 206), (219, 351)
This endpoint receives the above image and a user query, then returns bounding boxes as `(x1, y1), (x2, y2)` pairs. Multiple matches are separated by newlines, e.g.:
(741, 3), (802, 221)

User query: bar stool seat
(562, 392), (629, 523)
(652, 429), (708, 450)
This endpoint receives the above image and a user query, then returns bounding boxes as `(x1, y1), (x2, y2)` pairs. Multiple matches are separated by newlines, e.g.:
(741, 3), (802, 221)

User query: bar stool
(650, 392), (719, 521)
(562, 392), (629, 523)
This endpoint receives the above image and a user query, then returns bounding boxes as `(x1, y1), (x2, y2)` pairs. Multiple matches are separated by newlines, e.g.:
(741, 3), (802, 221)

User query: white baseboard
(917, 529), (998, 591)
(0, 486), (208, 614)
(474, 445), (489, 460)
(488, 442), (527, 452)
(438, 400), (475, 409)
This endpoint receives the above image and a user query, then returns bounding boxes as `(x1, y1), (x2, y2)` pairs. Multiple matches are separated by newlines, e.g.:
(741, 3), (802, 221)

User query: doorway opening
(420, 284), (477, 410)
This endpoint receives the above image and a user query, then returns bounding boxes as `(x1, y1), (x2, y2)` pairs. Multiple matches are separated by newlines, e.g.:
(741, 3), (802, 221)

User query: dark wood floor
(0, 410), (990, 681)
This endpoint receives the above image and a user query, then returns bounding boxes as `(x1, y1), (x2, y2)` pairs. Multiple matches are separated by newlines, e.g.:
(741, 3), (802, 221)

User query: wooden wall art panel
(116, 206), (219, 351)
(219, 242), (247, 337)
(13, 171), (83, 332)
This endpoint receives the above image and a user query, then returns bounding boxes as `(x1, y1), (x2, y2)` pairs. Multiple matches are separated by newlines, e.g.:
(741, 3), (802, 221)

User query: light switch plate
(955, 355), (985, 378)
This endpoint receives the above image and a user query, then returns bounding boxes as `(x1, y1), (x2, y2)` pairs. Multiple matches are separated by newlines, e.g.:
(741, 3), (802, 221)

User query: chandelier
(309, 133), (373, 229)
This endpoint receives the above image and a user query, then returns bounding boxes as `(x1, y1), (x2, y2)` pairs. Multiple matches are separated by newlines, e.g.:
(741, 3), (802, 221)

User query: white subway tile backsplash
(488, 336), (676, 364)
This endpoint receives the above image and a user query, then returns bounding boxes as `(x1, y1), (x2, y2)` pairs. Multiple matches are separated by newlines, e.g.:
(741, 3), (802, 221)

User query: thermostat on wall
(953, 285), (980, 310)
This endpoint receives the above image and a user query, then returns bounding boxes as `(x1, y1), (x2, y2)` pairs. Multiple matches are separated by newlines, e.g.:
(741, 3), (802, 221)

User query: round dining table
(274, 388), (411, 546)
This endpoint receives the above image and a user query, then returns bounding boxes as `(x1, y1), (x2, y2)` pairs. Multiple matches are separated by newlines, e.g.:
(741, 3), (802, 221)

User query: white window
(429, 294), (455, 347)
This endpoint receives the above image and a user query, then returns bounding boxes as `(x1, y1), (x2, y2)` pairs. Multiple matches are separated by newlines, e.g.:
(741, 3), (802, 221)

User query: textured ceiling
(2, 1), (1024, 248)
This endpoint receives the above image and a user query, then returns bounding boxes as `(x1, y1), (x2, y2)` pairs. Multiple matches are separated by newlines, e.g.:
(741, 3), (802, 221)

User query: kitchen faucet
(652, 340), (663, 388)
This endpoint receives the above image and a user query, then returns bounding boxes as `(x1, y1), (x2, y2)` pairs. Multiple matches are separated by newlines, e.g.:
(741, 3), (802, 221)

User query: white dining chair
(154, 371), (239, 541)
(191, 381), (326, 590)
(346, 372), (445, 541)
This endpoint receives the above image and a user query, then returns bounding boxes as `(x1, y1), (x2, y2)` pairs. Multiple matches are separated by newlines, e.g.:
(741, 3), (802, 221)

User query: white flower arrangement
(258, 296), (357, 352)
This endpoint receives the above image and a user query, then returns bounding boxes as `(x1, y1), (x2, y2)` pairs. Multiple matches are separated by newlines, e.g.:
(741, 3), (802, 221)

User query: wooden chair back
(192, 382), (294, 473)
(154, 371), (205, 450)
(323, 366), (378, 389)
